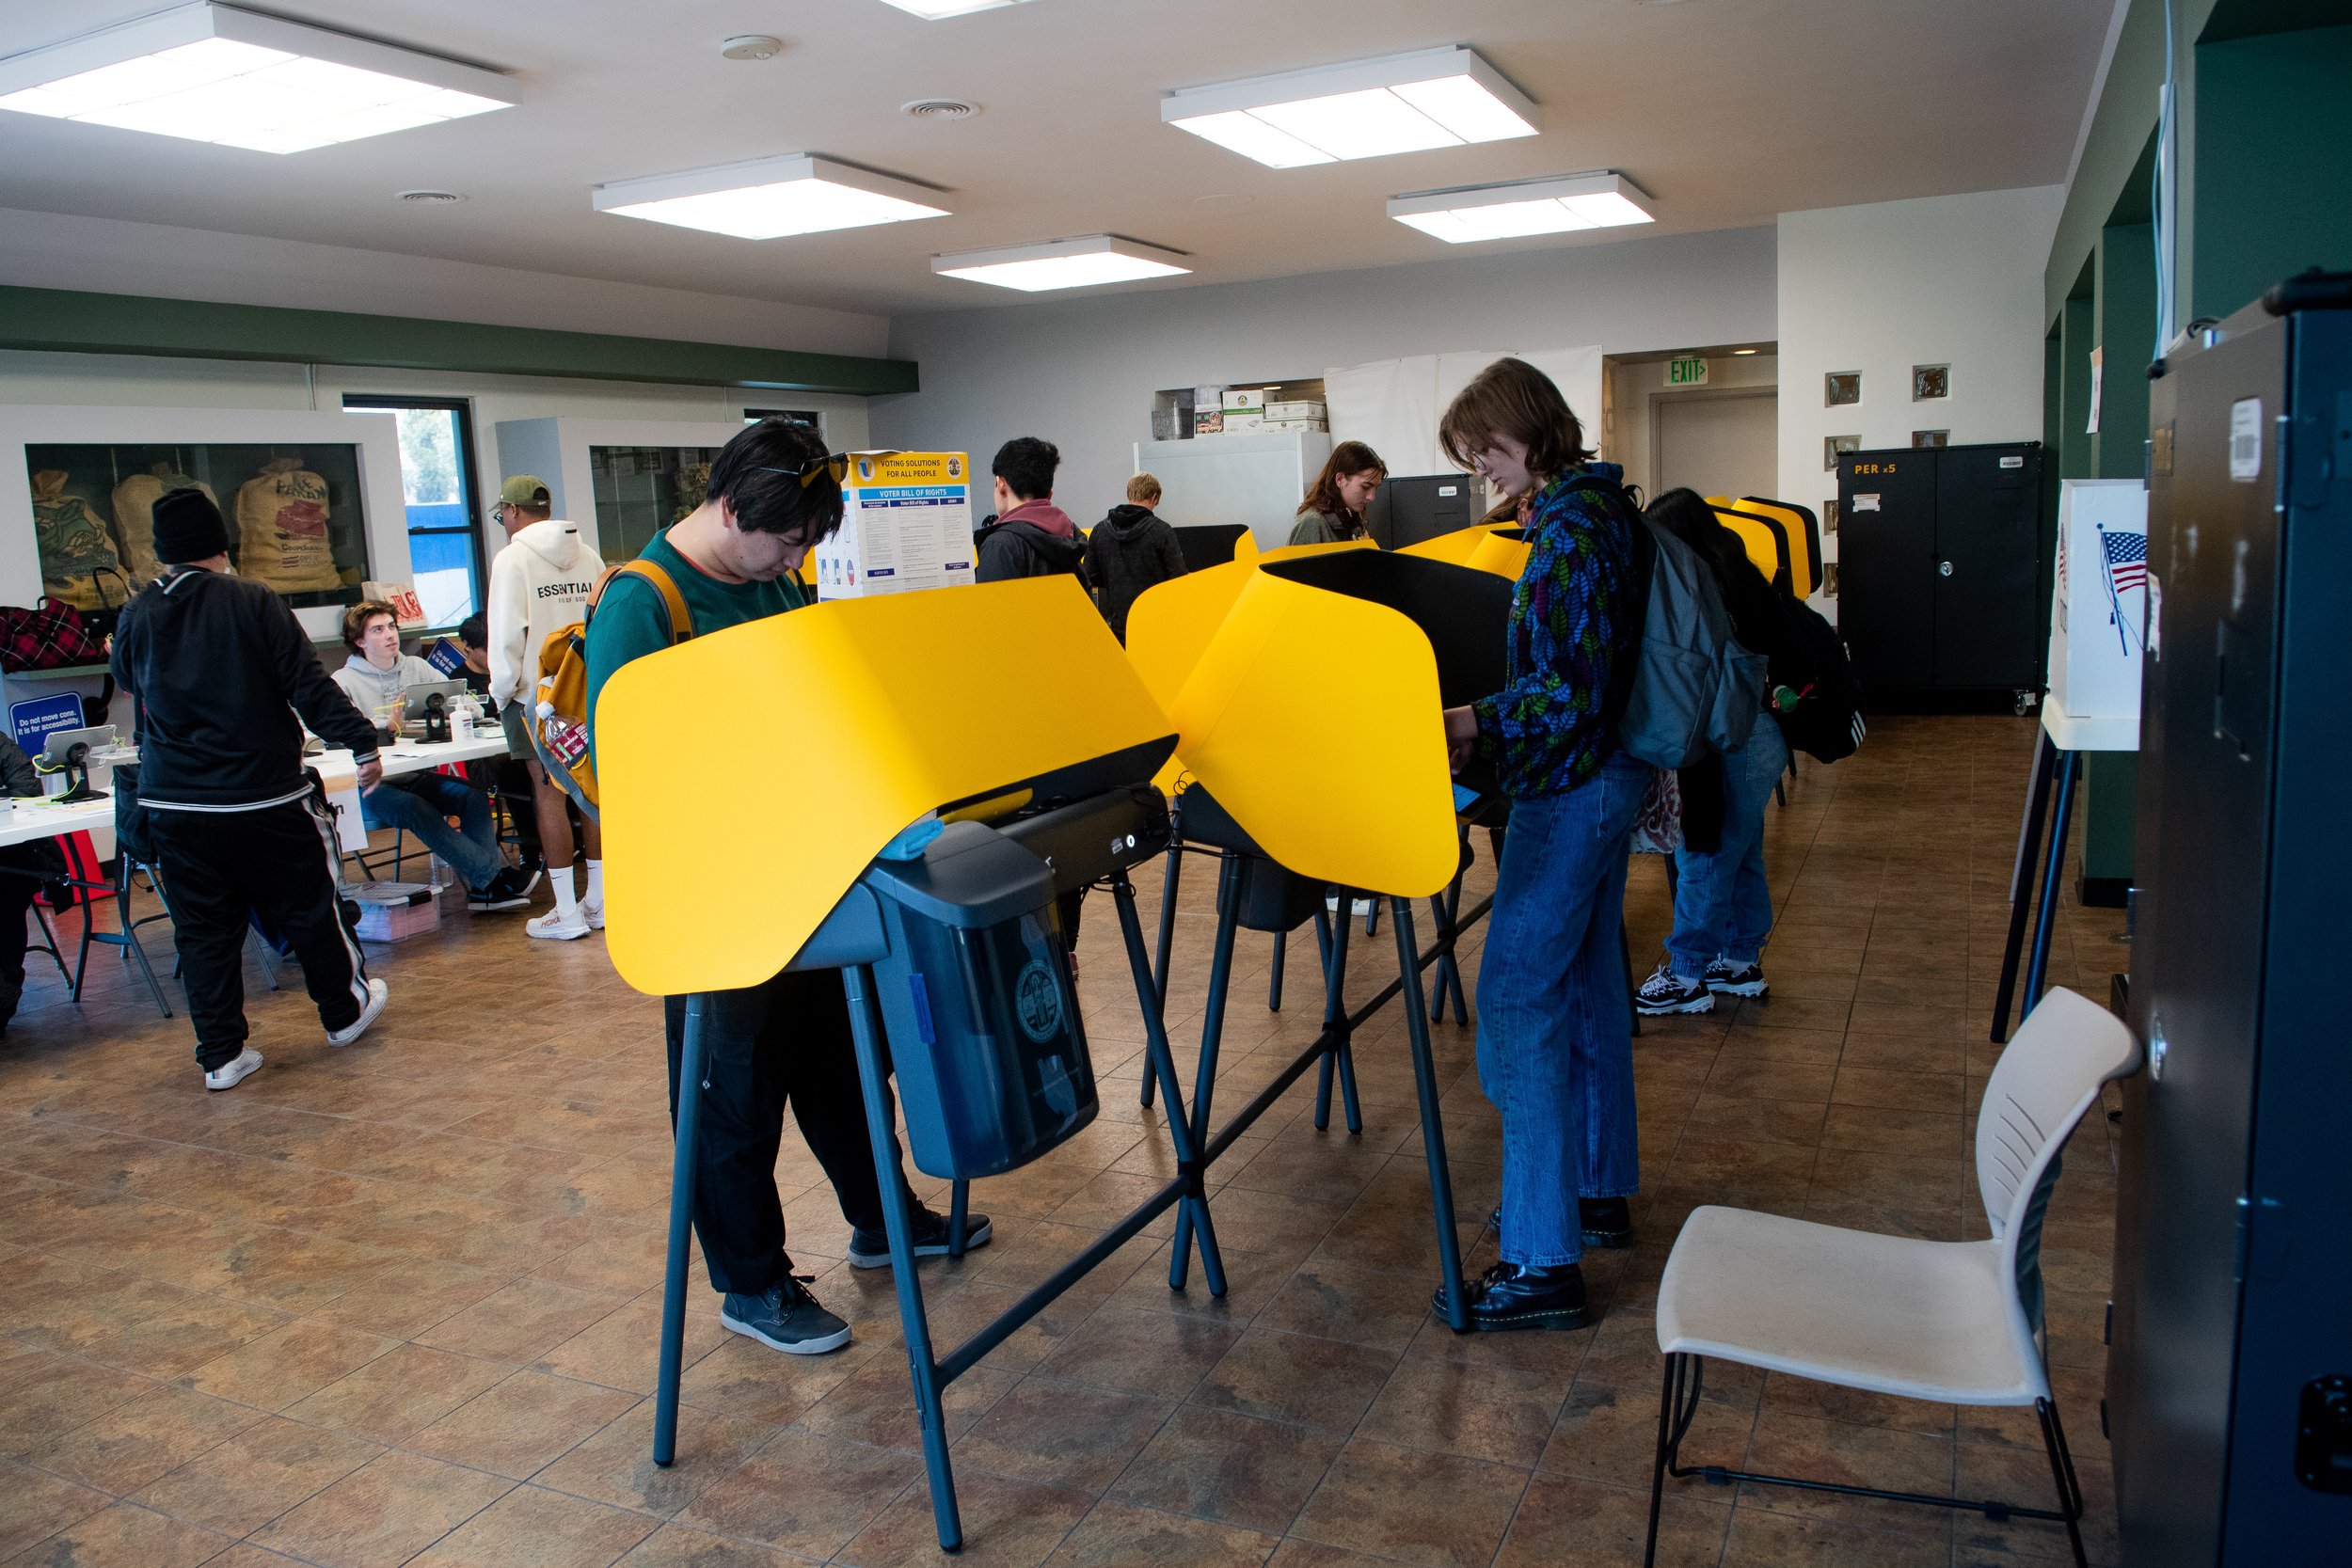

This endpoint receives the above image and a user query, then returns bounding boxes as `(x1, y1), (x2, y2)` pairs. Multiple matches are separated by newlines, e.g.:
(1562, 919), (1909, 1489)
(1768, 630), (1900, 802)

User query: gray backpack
(1616, 514), (1770, 769)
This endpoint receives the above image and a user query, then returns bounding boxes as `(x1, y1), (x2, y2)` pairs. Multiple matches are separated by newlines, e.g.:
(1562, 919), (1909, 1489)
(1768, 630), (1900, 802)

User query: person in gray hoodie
(331, 601), (535, 912)
(1086, 472), (1188, 643)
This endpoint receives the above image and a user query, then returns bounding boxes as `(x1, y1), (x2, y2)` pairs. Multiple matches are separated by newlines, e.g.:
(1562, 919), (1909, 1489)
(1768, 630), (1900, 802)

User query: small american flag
(2102, 529), (2147, 594)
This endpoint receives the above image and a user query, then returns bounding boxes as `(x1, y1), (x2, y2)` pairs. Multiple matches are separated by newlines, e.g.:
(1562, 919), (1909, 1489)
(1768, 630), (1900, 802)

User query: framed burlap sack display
(235, 455), (345, 594)
(111, 462), (215, 585)
(28, 469), (126, 611)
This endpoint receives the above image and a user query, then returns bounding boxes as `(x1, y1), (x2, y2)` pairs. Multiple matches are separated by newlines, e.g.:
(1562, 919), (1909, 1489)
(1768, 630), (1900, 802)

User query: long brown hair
(1300, 440), (1387, 534)
(1438, 357), (1593, 492)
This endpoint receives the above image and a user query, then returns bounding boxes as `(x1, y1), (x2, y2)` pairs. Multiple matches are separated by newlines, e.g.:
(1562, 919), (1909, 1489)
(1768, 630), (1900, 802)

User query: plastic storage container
(866, 823), (1097, 1180)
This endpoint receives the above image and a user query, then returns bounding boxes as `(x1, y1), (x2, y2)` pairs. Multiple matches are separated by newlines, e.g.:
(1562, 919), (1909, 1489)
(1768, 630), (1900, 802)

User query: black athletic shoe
(1635, 963), (1714, 1016)
(720, 1275), (851, 1354)
(1704, 957), (1769, 997)
(468, 865), (540, 911)
(1438, 1259), (1592, 1332)
(848, 1205), (993, 1269)
(1486, 1198), (1634, 1250)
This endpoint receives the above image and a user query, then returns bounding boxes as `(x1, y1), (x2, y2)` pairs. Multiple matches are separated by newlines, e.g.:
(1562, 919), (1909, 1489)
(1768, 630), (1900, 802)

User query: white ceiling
(0, 0), (2114, 322)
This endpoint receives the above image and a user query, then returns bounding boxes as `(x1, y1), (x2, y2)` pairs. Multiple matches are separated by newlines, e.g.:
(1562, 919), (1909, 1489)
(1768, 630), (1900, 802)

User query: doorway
(1653, 388), (1778, 501)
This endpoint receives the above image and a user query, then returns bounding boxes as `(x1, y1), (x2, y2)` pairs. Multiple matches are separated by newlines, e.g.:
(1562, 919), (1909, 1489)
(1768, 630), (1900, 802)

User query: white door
(1654, 390), (1778, 501)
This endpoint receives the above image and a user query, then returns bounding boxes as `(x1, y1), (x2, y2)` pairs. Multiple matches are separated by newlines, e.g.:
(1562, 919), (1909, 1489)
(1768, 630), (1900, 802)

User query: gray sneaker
(719, 1275), (850, 1355)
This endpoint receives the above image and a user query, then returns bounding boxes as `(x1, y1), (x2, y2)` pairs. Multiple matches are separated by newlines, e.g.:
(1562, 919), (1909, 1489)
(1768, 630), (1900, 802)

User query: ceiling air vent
(396, 189), (465, 205)
(900, 99), (979, 121)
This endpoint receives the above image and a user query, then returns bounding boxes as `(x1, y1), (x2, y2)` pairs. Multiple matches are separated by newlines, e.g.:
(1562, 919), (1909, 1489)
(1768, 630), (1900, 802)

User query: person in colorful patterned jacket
(1437, 356), (1651, 1334)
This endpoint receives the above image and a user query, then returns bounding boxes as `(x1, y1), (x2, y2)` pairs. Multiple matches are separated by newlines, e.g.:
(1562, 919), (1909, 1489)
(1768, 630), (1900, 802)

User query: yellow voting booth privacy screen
(596, 576), (1173, 996)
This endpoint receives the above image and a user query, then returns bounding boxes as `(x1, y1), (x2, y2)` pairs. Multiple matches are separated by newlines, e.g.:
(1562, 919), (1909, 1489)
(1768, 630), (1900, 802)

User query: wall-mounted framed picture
(1913, 429), (1949, 448)
(1823, 498), (1839, 534)
(1913, 364), (1949, 401)
(1825, 372), (1861, 406)
(1823, 562), (1840, 597)
(1825, 435), (1861, 470)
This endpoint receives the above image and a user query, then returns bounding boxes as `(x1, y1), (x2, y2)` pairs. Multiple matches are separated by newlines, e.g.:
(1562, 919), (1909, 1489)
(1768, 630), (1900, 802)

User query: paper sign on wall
(2087, 345), (2103, 436)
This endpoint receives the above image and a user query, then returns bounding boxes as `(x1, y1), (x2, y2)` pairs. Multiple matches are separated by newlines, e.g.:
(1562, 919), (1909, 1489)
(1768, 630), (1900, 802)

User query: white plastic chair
(1644, 986), (2136, 1566)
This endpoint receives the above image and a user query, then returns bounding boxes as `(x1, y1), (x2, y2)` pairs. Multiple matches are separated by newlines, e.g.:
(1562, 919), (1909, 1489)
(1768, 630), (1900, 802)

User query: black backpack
(1772, 596), (1866, 763)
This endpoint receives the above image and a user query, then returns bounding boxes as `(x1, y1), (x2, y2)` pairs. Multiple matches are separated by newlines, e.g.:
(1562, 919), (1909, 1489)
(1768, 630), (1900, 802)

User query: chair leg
(30, 902), (71, 988)
(2037, 1397), (2090, 1568)
(1267, 927), (1286, 1013)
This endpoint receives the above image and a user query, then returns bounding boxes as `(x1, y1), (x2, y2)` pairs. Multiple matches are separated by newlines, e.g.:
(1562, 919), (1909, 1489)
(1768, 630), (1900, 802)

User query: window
(342, 396), (487, 628)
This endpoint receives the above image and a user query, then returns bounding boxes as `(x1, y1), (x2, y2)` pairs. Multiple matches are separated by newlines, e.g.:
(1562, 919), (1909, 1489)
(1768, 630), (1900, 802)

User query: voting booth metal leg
(1268, 928), (1287, 1013)
(1170, 854), (1244, 1292)
(1392, 897), (1469, 1331)
(1108, 875), (1227, 1299)
(652, 992), (709, 1470)
(1142, 837), (1185, 1111)
(2019, 752), (2080, 1029)
(1991, 732), (2060, 1044)
(842, 963), (964, 1553)
(1312, 893), (1360, 1134)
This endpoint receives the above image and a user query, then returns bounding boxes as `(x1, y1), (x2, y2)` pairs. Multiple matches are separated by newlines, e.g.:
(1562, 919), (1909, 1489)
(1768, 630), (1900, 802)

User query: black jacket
(975, 519), (1089, 585)
(1085, 505), (1188, 642)
(110, 568), (378, 809)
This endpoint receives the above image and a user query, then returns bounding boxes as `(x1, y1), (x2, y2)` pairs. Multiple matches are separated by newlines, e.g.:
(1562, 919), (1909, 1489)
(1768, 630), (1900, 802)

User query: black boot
(1438, 1259), (1591, 1332)
(1485, 1198), (1635, 1250)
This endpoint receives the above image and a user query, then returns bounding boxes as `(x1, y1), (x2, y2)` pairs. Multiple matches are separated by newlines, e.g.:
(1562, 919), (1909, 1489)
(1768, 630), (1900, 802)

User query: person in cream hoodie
(486, 475), (604, 940)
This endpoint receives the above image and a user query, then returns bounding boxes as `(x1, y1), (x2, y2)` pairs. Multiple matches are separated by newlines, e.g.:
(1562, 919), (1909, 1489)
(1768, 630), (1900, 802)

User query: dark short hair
(457, 612), (488, 649)
(1438, 356), (1593, 489)
(342, 600), (397, 653)
(707, 418), (847, 543)
(991, 436), (1060, 502)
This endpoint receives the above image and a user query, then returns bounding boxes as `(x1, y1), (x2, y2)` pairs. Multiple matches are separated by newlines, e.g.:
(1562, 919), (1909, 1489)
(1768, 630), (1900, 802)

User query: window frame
(341, 393), (490, 633)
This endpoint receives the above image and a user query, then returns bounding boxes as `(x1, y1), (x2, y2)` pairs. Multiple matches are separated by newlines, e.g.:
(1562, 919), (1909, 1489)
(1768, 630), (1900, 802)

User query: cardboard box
(352, 880), (440, 942)
(1260, 418), (1327, 432)
(1193, 408), (1224, 436)
(812, 451), (977, 600)
(1264, 401), (1326, 421)
(1215, 413), (1264, 435)
(1221, 388), (1265, 412)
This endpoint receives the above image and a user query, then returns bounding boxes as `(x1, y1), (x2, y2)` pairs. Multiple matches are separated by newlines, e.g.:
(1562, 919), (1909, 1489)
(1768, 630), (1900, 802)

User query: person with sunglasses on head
(582, 418), (991, 1359)
(485, 474), (604, 940)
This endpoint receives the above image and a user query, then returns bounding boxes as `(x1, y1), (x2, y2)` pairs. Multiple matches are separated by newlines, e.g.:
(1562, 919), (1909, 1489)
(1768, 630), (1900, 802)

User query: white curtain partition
(1321, 346), (1605, 481)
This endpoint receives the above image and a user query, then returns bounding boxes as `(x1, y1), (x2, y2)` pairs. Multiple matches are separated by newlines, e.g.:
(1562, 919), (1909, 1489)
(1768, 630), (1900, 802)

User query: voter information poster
(813, 451), (977, 600)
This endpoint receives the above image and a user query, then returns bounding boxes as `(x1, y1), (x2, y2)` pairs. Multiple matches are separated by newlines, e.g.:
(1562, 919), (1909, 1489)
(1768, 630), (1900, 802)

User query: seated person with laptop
(330, 600), (536, 911)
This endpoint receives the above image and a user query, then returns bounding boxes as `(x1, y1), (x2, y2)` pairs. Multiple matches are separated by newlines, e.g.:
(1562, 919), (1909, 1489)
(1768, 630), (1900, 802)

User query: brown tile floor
(0, 714), (2127, 1567)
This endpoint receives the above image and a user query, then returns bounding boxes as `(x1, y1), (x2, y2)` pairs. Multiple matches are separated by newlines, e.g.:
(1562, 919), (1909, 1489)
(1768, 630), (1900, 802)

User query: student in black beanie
(111, 488), (390, 1090)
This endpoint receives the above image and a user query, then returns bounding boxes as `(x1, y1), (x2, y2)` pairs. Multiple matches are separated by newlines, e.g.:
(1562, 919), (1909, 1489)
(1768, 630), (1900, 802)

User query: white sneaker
(580, 897), (605, 931)
(528, 910), (592, 942)
(326, 978), (389, 1046)
(204, 1047), (263, 1091)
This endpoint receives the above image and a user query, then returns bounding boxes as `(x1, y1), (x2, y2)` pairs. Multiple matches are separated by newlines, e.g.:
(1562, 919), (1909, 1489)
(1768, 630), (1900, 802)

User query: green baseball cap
(499, 474), (551, 507)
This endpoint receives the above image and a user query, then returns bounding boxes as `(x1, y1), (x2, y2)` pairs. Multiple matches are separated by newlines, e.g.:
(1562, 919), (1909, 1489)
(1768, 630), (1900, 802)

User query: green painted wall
(0, 284), (918, 397)
(2058, 290), (2098, 480)
(2189, 24), (2352, 318)
(2096, 223), (2158, 478)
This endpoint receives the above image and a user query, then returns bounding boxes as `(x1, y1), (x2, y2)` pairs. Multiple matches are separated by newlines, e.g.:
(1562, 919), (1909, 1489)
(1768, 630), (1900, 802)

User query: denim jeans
(1665, 719), (1790, 980)
(361, 772), (506, 893)
(1476, 750), (1652, 1267)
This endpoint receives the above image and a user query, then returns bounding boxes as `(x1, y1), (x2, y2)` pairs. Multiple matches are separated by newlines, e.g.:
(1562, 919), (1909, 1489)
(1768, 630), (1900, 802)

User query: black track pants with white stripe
(147, 785), (370, 1070)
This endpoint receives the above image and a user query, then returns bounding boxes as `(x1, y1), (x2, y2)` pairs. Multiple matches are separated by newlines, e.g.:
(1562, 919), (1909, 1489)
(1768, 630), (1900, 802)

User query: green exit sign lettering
(1668, 355), (1709, 387)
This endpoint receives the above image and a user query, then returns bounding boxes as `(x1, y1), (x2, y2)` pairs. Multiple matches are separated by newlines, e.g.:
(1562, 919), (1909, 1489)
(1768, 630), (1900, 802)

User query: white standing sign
(813, 452), (976, 600)
(2047, 479), (2149, 737)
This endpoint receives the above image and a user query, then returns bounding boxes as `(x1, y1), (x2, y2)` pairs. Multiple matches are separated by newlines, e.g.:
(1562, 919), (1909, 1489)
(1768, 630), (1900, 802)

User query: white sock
(549, 864), (580, 920)
(585, 859), (604, 906)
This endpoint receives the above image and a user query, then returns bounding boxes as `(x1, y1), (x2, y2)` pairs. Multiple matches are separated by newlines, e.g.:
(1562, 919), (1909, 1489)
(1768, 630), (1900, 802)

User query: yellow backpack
(530, 559), (691, 820)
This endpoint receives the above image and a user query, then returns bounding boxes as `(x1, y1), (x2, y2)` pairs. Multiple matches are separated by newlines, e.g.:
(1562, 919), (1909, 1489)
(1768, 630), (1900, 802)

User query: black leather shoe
(1484, 1199), (1635, 1250)
(1439, 1260), (1591, 1332)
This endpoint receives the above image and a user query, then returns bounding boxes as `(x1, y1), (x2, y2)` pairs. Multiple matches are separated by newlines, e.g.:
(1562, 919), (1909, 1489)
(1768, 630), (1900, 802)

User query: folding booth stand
(598, 578), (1232, 1553)
(1126, 546), (1516, 1330)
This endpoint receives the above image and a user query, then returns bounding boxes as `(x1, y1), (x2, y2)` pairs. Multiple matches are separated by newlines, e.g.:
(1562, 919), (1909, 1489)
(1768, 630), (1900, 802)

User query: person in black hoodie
(109, 488), (389, 1090)
(1086, 472), (1187, 643)
(974, 437), (1088, 585)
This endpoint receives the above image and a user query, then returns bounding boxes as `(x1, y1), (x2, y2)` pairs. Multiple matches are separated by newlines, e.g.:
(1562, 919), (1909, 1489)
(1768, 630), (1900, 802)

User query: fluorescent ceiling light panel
(0, 2), (512, 153)
(1164, 46), (1537, 166)
(875, 0), (1040, 15)
(1389, 171), (1655, 244)
(934, 236), (1190, 293)
(595, 154), (949, 239)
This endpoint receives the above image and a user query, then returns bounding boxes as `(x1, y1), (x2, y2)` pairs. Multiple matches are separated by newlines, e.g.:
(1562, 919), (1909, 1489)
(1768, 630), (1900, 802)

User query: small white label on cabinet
(2230, 398), (2263, 482)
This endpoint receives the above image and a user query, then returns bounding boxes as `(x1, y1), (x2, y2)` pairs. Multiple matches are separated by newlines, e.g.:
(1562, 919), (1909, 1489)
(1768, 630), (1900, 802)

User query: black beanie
(152, 487), (230, 565)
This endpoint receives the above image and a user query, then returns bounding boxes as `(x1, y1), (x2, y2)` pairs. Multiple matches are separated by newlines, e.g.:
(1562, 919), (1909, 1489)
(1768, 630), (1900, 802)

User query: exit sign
(1667, 355), (1709, 387)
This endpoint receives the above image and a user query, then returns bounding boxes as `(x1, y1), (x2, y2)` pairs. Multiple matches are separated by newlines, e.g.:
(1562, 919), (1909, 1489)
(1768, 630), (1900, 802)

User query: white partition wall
(1135, 431), (1333, 552)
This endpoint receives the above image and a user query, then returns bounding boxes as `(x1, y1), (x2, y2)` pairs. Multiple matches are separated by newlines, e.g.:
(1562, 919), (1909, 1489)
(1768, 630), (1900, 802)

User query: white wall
(0, 207), (889, 358)
(1606, 352), (1780, 498)
(875, 228), (1776, 525)
(1776, 185), (2064, 581)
